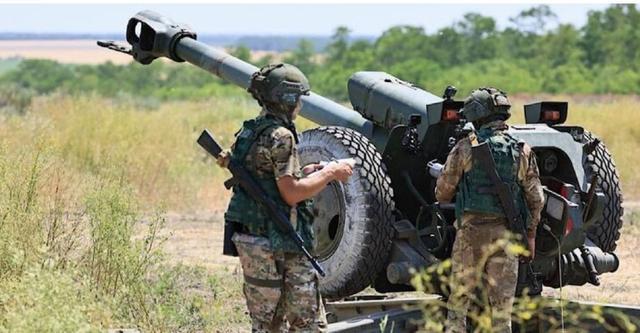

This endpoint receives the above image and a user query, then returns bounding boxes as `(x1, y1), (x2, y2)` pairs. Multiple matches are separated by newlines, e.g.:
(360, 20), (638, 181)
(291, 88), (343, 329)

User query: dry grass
(0, 91), (638, 331)
(0, 93), (262, 211)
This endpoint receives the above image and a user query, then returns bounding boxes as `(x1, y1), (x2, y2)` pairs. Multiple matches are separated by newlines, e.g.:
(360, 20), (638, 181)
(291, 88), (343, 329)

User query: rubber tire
(583, 131), (624, 252)
(298, 126), (395, 299)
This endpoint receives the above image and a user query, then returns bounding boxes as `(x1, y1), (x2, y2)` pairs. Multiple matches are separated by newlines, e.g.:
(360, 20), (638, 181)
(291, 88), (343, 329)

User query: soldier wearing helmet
(436, 87), (544, 333)
(219, 63), (353, 332)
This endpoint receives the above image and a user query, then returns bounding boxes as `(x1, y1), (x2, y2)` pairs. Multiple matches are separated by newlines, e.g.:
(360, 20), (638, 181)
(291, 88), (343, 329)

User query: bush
(0, 84), (35, 115)
(0, 130), (243, 331)
(411, 233), (638, 332)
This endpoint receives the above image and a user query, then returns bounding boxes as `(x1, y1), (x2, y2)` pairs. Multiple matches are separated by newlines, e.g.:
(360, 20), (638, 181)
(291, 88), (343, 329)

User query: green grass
(0, 58), (21, 76)
(0, 95), (255, 331)
(0, 91), (637, 331)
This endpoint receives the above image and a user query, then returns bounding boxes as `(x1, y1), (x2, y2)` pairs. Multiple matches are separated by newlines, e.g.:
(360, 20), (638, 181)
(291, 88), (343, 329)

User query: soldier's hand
(520, 236), (536, 262)
(216, 149), (231, 168)
(326, 161), (353, 183)
(302, 163), (323, 175)
(527, 236), (536, 260)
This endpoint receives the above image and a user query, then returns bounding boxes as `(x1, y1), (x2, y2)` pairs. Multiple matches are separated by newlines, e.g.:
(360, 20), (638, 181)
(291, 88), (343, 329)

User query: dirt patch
(159, 207), (640, 306)
(160, 210), (240, 272)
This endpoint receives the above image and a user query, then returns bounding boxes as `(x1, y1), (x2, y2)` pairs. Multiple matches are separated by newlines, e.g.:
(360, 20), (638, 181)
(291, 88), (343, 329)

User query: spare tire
(583, 131), (624, 252)
(298, 126), (395, 299)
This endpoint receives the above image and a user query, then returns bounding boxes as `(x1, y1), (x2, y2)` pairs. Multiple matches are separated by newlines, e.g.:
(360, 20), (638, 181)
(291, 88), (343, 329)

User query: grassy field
(0, 91), (638, 331)
(3, 93), (635, 212)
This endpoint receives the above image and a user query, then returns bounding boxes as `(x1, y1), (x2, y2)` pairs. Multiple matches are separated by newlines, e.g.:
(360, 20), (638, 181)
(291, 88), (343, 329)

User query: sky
(0, 3), (609, 36)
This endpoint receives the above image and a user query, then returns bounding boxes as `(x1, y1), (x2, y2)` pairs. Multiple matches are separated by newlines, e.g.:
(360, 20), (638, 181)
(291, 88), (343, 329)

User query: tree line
(281, 4), (640, 99)
(1, 4), (638, 108)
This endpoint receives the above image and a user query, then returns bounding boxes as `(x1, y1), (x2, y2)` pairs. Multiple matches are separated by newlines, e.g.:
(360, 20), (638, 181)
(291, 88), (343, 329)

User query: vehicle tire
(583, 131), (624, 252)
(298, 126), (395, 299)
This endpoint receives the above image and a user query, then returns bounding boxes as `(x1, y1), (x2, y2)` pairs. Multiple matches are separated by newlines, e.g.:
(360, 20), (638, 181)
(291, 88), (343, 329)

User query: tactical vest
(455, 128), (531, 227)
(224, 115), (315, 253)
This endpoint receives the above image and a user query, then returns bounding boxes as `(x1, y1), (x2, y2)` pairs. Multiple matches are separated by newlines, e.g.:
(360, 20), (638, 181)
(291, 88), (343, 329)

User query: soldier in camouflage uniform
(219, 63), (353, 332)
(436, 87), (545, 333)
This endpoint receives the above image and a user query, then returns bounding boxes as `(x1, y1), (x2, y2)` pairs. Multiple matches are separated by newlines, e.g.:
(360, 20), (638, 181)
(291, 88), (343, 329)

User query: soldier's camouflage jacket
(436, 120), (545, 237)
(225, 110), (314, 252)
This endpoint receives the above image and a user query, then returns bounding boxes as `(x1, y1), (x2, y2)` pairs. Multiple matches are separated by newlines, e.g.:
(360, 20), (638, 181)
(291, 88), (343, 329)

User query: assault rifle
(197, 129), (326, 277)
(472, 140), (541, 292)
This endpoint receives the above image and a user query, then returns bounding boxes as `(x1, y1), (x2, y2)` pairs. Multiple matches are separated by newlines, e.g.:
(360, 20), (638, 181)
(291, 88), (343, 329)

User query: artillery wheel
(298, 126), (395, 299)
(583, 131), (624, 252)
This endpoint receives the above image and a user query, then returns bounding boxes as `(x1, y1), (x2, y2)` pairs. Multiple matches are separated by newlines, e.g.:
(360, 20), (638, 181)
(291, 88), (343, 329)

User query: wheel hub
(311, 181), (346, 260)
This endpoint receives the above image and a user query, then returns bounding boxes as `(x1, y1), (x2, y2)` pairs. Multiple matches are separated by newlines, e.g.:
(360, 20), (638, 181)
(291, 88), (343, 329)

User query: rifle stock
(471, 142), (529, 244)
(471, 140), (540, 291)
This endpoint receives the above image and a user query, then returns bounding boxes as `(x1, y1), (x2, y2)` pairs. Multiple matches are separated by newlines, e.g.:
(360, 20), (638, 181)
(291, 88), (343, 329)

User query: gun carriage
(100, 11), (622, 300)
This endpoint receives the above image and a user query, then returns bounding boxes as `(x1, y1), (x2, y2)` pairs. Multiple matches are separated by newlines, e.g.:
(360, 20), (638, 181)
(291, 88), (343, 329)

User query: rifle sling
(471, 142), (524, 230)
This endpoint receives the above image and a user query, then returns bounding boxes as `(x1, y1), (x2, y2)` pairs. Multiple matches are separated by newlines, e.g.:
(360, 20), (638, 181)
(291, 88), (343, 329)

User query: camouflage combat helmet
(461, 87), (511, 123)
(248, 63), (311, 113)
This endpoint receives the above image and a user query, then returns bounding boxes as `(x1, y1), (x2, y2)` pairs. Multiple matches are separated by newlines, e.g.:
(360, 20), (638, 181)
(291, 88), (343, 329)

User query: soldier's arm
(518, 143), (545, 238)
(277, 167), (350, 206)
(269, 128), (352, 206)
(435, 139), (469, 203)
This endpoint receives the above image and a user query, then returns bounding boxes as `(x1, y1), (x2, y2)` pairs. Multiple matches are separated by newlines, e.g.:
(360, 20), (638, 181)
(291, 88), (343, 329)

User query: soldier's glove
(427, 160), (444, 178)
(216, 149), (232, 168)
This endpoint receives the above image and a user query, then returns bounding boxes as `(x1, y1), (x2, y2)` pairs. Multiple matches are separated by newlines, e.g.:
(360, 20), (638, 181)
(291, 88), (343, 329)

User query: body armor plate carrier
(224, 115), (314, 253)
(455, 128), (531, 227)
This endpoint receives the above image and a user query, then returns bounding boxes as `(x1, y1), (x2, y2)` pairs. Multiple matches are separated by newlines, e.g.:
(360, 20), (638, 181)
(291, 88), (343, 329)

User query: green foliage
(229, 44), (252, 62)
(509, 5), (558, 34)
(0, 94), (256, 331)
(0, 59), (244, 104)
(0, 268), (111, 332)
(0, 58), (21, 76)
(411, 234), (639, 332)
(1, 5), (638, 102)
(0, 84), (36, 115)
(1, 59), (74, 94)
(284, 38), (317, 74)
(309, 4), (640, 99)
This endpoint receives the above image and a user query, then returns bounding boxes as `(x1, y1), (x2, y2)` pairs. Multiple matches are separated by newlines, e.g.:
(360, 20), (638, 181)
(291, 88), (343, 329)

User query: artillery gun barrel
(117, 11), (373, 136)
(175, 39), (373, 136)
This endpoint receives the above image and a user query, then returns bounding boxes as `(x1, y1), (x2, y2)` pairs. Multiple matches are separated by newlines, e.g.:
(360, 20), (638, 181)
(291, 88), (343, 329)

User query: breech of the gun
(546, 244), (619, 287)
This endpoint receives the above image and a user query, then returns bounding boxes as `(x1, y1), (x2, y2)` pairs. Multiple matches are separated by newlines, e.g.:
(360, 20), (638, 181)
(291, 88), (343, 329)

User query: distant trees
(1, 4), (639, 102)
(298, 4), (640, 98)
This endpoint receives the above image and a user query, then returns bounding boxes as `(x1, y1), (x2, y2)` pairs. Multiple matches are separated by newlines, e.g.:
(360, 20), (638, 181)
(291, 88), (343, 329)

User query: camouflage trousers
(445, 216), (518, 333)
(233, 233), (327, 333)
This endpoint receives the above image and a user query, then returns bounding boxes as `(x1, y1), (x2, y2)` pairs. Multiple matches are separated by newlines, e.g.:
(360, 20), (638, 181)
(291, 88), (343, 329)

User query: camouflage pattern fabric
(436, 120), (544, 332)
(233, 233), (327, 332)
(227, 110), (324, 331)
(245, 111), (302, 181)
(444, 217), (518, 333)
(436, 120), (545, 237)
(225, 111), (314, 252)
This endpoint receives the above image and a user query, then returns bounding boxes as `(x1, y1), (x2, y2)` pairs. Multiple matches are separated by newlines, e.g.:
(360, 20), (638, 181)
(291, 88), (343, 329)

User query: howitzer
(196, 129), (326, 277)
(101, 10), (623, 300)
